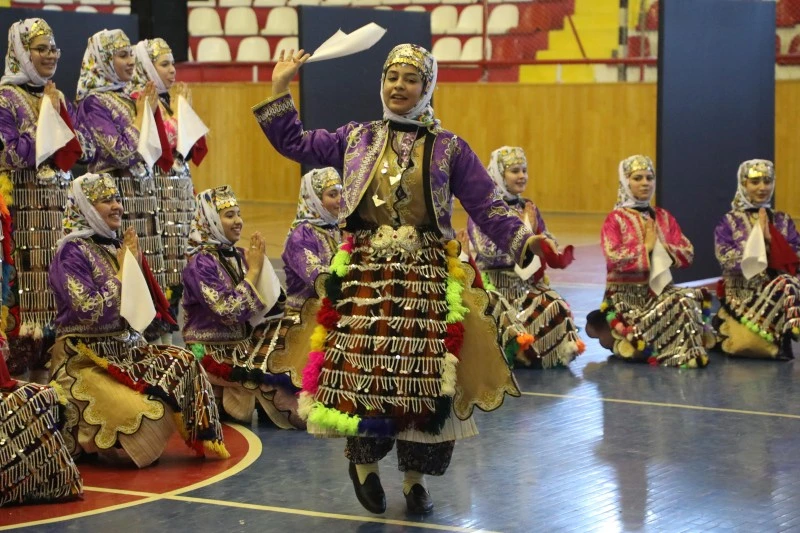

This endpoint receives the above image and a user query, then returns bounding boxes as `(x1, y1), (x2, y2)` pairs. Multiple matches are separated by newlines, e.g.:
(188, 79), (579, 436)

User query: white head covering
(0, 18), (54, 87)
(187, 186), (237, 256)
(75, 29), (131, 101)
(380, 44), (439, 128)
(57, 173), (119, 250)
(132, 38), (172, 95)
(732, 159), (774, 210)
(615, 155), (655, 209)
(291, 167), (342, 229)
(487, 146), (527, 202)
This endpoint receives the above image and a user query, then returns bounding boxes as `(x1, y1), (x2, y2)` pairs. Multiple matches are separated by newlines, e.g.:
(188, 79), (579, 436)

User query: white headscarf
(187, 186), (237, 256)
(615, 155), (655, 209)
(75, 29), (131, 101)
(57, 173), (119, 250)
(732, 159), (774, 210)
(487, 146), (527, 202)
(380, 44), (439, 128)
(132, 38), (172, 95)
(0, 18), (53, 87)
(291, 167), (341, 229)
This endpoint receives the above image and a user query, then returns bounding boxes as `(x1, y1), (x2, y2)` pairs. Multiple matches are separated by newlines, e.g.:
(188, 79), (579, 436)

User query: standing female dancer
(253, 45), (556, 514)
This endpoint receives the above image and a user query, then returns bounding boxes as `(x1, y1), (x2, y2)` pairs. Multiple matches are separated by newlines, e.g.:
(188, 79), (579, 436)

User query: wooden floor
(4, 208), (800, 533)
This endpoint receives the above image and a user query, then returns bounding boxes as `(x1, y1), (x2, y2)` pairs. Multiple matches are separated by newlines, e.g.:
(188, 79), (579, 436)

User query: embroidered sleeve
(75, 94), (142, 170)
(531, 203), (558, 244)
(450, 138), (533, 266)
(0, 92), (36, 169)
(601, 210), (648, 274)
(715, 213), (745, 273)
(252, 92), (349, 169)
(188, 253), (266, 326)
(467, 217), (514, 268)
(284, 225), (327, 287)
(779, 213), (800, 257)
(658, 208), (694, 268)
(49, 242), (122, 326)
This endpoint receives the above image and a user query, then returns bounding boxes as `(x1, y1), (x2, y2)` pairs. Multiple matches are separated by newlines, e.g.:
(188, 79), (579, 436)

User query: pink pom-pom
(302, 350), (326, 394)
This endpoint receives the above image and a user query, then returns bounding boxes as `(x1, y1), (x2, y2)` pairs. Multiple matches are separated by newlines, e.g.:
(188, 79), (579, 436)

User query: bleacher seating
(197, 36), (232, 61)
(448, 5), (483, 35)
(260, 7), (298, 36)
(189, 7), (224, 36)
(272, 36), (298, 60)
(11, 0), (800, 83)
(225, 7), (259, 35)
(487, 4), (518, 35)
(431, 36), (461, 61)
(236, 36), (271, 61)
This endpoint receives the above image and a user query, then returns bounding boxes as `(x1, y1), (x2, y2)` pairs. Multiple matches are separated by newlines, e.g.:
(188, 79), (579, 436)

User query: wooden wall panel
(775, 81), (800, 219)
(187, 81), (798, 218)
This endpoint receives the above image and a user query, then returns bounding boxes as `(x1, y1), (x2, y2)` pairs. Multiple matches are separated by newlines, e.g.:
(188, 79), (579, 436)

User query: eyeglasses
(30, 46), (61, 58)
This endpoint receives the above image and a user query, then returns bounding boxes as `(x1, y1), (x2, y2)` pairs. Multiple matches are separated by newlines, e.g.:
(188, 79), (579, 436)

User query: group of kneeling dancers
(1, 16), (798, 517)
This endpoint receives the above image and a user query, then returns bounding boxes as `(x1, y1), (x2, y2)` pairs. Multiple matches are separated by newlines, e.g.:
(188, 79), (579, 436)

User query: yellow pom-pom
(310, 324), (328, 351)
(444, 239), (460, 258)
(0, 173), (13, 207)
(636, 340), (645, 351)
(599, 301), (608, 312)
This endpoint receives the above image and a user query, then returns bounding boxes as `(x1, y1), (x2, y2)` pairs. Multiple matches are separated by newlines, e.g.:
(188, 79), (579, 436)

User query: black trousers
(345, 437), (455, 476)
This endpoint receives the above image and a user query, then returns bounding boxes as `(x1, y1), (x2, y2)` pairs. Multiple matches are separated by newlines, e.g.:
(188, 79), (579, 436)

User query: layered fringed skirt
(1, 381), (83, 506)
(154, 159), (196, 295)
(602, 283), (712, 368)
(49, 332), (228, 467)
(5, 168), (71, 376)
(716, 273), (800, 359)
(483, 270), (583, 369)
(189, 317), (304, 429)
(269, 226), (519, 443)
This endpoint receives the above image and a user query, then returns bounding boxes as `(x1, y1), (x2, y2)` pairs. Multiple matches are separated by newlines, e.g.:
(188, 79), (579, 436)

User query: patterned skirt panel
(53, 333), (225, 453)
(6, 168), (71, 373)
(721, 273), (800, 342)
(154, 160), (196, 290)
(605, 283), (709, 367)
(317, 229), (451, 427)
(485, 269), (582, 368)
(0, 382), (83, 506)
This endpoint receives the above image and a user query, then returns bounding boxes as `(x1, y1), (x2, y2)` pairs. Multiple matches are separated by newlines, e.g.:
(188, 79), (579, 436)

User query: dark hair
(586, 310), (607, 328)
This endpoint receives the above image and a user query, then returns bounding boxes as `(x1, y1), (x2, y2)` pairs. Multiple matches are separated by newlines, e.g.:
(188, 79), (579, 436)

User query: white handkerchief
(35, 95), (75, 167)
(514, 213), (540, 280)
(742, 222), (768, 280)
(248, 256), (284, 327)
(136, 107), (161, 170)
(177, 95), (209, 159)
(306, 23), (387, 63)
(649, 239), (674, 296)
(515, 255), (541, 281)
(120, 249), (156, 333)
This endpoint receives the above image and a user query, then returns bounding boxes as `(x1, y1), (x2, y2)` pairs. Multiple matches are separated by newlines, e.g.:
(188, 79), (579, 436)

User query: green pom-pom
(189, 343), (205, 360)
(504, 339), (519, 367)
(749, 324), (760, 333)
(740, 316), (748, 324)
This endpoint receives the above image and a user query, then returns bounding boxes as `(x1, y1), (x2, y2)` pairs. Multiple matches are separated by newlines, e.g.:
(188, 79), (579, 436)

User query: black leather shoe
(404, 484), (434, 515)
(348, 462), (386, 514)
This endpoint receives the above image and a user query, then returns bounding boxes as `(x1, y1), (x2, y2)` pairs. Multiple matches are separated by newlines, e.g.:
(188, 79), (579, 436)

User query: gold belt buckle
(370, 225), (422, 258)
